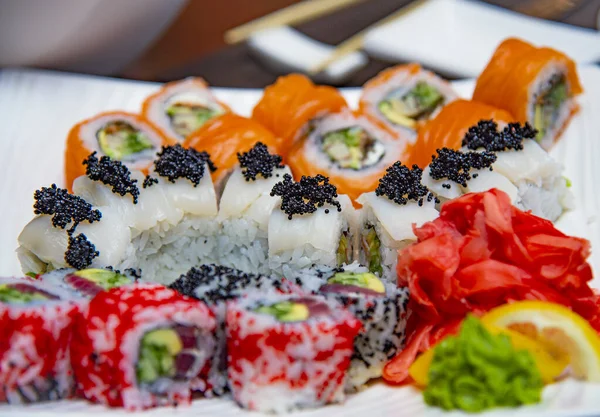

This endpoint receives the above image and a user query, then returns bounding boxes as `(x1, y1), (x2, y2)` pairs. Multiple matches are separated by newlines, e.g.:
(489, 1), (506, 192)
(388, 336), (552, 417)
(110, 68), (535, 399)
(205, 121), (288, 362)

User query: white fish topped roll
(359, 63), (458, 139)
(356, 162), (439, 282)
(267, 174), (357, 277)
(142, 78), (228, 142)
(422, 120), (572, 222)
(18, 145), (221, 284)
(217, 142), (292, 274)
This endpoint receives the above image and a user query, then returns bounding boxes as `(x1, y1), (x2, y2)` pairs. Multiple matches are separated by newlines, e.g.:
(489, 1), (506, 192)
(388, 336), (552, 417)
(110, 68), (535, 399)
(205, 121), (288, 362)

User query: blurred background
(1, 0), (600, 87)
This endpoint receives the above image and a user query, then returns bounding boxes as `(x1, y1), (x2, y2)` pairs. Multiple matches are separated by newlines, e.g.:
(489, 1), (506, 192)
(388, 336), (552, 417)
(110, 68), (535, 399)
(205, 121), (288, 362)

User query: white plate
(363, 0), (600, 78)
(0, 67), (600, 416)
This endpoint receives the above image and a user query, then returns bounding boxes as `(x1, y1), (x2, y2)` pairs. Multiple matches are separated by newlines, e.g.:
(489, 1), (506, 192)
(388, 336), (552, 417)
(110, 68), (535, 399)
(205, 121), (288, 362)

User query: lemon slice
(409, 322), (568, 386)
(481, 301), (600, 382)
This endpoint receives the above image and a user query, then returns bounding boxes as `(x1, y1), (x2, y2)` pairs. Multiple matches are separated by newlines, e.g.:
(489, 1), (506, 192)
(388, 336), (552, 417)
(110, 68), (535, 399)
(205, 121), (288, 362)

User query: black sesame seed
(270, 174), (341, 219)
(154, 145), (216, 186)
(83, 152), (140, 203)
(65, 233), (99, 269)
(462, 119), (537, 152)
(238, 142), (284, 181)
(34, 184), (101, 232)
(142, 175), (158, 189)
(375, 162), (434, 205)
(429, 148), (496, 187)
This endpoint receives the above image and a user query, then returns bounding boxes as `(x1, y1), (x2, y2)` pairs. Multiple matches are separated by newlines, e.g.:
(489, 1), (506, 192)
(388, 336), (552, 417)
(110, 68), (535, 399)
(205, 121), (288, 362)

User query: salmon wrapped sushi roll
(473, 38), (583, 149)
(287, 110), (407, 203)
(405, 99), (514, 168)
(252, 74), (348, 154)
(359, 63), (458, 138)
(70, 284), (217, 410)
(227, 293), (361, 413)
(65, 111), (172, 191)
(142, 78), (230, 143)
(184, 113), (284, 186)
(0, 277), (79, 404)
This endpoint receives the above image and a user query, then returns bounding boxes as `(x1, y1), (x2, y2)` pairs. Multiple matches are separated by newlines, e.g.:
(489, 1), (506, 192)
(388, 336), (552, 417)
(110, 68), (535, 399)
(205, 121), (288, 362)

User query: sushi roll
(356, 162), (439, 282)
(0, 277), (79, 403)
(18, 146), (221, 284)
(217, 142), (292, 274)
(473, 38), (583, 149)
(70, 284), (217, 410)
(286, 110), (407, 203)
(184, 113), (285, 185)
(359, 63), (458, 138)
(142, 77), (229, 142)
(252, 74), (348, 154)
(39, 267), (138, 299)
(405, 99), (515, 168)
(169, 264), (296, 395)
(267, 174), (357, 277)
(293, 264), (410, 391)
(227, 293), (361, 413)
(65, 111), (172, 191)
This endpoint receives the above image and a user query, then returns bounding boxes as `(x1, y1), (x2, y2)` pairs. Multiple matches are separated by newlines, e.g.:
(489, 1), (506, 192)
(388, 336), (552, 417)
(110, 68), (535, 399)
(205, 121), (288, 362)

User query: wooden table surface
(146, 0), (600, 87)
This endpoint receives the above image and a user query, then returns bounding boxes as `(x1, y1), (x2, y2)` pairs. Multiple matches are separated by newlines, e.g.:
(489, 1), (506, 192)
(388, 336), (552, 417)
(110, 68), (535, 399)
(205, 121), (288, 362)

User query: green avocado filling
(564, 176), (572, 188)
(424, 315), (543, 413)
(25, 272), (38, 279)
(75, 268), (131, 290)
(255, 301), (309, 322)
(363, 226), (382, 275)
(136, 329), (183, 385)
(336, 231), (351, 266)
(166, 103), (220, 138)
(321, 126), (384, 170)
(328, 272), (385, 293)
(0, 284), (49, 304)
(97, 121), (154, 160)
(378, 82), (444, 128)
(533, 76), (568, 142)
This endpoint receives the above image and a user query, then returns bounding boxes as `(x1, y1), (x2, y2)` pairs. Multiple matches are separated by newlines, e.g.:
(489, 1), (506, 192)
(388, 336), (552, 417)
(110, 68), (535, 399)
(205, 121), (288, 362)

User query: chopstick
(224, 0), (366, 45)
(307, 0), (429, 74)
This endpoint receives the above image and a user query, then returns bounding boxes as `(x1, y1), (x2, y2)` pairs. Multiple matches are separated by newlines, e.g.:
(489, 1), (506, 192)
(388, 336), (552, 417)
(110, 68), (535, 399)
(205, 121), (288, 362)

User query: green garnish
(136, 329), (182, 384)
(365, 227), (383, 275)
(0, 284), (48, 304)
(328, 272), (385, 293)
(75, 268), (131, 290)
(97, 121), (153, 160)
(25, 272), (37, 279)
(564, 176), (572, 188)
(424, 315), (543, 413)
(255, 301), (309, 322)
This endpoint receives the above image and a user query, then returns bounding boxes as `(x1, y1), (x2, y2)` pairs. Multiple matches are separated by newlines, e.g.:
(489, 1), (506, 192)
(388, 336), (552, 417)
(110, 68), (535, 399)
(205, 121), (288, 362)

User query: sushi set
(2, 37), (600, 417)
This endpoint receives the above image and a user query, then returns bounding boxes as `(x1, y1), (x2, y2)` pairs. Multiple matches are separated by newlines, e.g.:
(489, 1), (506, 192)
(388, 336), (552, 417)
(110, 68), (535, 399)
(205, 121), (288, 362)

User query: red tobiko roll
(383, 188), (598, 384)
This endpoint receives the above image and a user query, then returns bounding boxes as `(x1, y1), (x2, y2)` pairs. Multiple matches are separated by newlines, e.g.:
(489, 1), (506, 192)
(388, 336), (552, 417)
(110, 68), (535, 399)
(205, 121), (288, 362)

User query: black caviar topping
(238, 142), (284, 181)
(154, 145), (217, 186)
(65, 233), (99, 269)
(375, 162), (438, 205)
(429, 148), (497, 187)
(143, 175), (158, 189)
(270, 174), (341, 219)
(34, 184), (101, 232)
(462, 120), (537, 152)
(169, 264), (284, 303)
(83, 152), (139, 203)
(124, 268), (142, 280)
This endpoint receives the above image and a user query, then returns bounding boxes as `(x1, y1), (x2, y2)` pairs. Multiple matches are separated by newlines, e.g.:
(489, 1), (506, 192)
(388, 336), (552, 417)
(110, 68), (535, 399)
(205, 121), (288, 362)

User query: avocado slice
(337, 233), (350, 265)
(328, 272), (385, 294)
(75, 268), (131, 290)
(255, 301), (309, 322)
(365, 228), (383, 275)
(0, 284), (49, 304)
(136, 329), (182, 385)
(378, 101), (417, 128)
(403, 82), (444, 118)
(97, 122), (154, 160)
